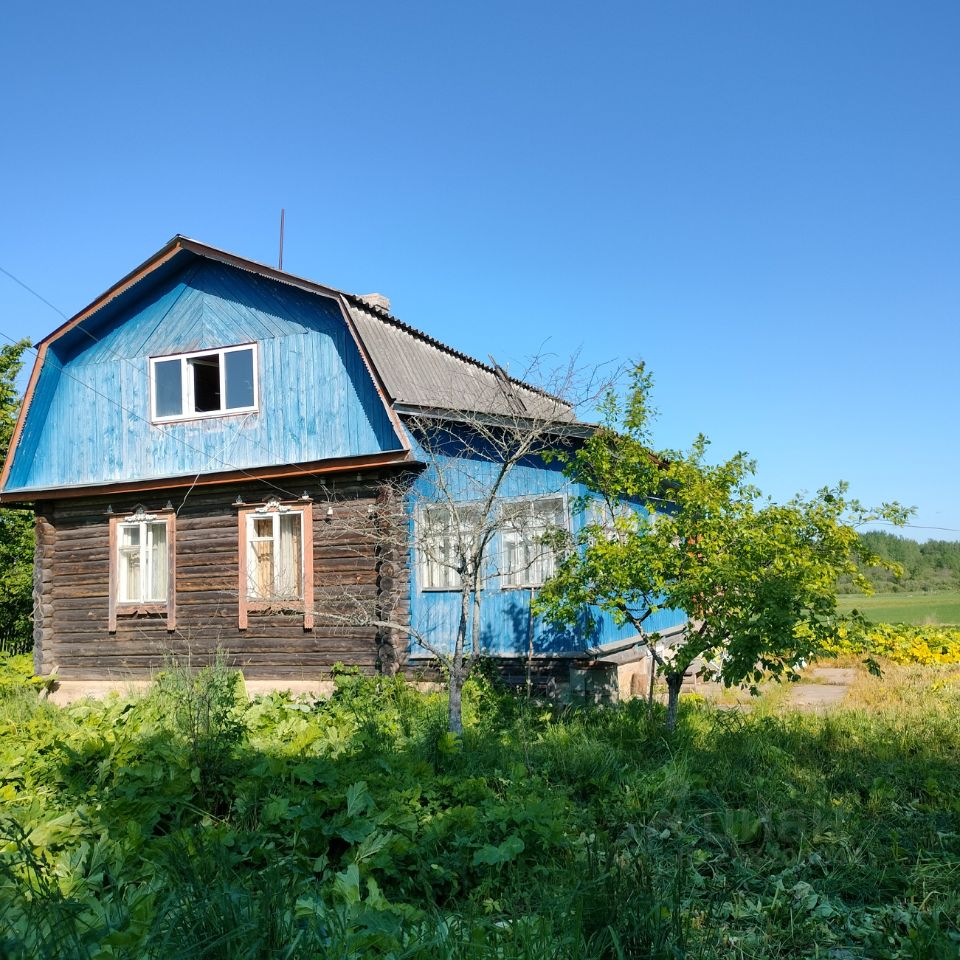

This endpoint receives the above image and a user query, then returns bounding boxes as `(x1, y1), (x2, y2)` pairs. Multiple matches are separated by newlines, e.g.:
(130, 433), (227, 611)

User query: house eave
(394, 403), (596, 438)
(0, 450), (421, 505)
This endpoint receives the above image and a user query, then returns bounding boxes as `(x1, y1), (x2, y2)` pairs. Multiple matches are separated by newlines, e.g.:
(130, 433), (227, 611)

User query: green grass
(838, 589), (960, 625)
(1, 655), (959, 959)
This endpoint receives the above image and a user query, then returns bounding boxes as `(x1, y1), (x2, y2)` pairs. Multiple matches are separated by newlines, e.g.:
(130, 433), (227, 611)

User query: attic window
(150, 344), (258, 422)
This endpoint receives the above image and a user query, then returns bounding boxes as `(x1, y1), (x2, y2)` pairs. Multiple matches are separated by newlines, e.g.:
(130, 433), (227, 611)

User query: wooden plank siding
(37, 475), (412, 680)
(4, 258), (404, 493)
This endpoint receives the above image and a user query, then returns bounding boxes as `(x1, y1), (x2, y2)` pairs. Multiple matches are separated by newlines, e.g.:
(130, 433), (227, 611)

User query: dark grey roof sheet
(344, 295), (575, 422)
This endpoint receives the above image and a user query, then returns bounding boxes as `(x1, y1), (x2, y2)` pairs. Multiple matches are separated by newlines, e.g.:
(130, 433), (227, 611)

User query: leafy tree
(0, 340), (34, 653)
(536, 366), (911, 730)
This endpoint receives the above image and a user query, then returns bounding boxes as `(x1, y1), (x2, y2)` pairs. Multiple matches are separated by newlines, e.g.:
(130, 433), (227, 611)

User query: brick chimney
(358, 293), (391, 313)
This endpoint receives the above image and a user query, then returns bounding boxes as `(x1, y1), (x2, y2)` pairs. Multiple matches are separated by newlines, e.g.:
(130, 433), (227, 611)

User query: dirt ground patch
(786, 666), (856, 711)
(686, 665), (858, 712)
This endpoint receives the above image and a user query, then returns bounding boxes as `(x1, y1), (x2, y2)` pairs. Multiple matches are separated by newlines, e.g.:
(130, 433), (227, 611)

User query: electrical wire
(0, 328), (302, 502)
(0, 261), (293, 478)
(0, 261), (400, 503)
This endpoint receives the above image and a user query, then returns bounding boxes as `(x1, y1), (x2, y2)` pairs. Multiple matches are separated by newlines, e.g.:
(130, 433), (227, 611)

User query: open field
(1, 655), (959, 959)
(838, 590), (960, 625)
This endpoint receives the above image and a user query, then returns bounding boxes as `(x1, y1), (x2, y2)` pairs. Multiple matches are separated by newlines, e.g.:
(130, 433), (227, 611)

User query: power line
(0, 261), (377, 502)
(869, 520), (960, 535)
(0, 265), (69, 321)
(0, 261), (289, 473)
(0, 329), (302, 502)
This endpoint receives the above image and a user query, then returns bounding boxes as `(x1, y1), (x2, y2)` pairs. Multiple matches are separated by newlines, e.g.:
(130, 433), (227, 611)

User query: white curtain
(277, 514), (303, 599)
(147, 522), (167, 601)
(118, 521), (167, 603)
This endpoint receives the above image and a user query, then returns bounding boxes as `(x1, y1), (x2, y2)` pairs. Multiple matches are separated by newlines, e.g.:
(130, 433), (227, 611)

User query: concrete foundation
(42, 676), (337, 706)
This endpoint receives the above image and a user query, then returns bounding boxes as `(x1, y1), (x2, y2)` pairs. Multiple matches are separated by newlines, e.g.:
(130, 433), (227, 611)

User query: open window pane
(152, 345), (256, 421)
(224, 347), (255, 410)
(188, 354), (221, 412)
(154, 359), (182, 418)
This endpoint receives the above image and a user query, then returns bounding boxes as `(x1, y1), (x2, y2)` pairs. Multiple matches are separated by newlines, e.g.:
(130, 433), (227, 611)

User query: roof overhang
(0, 451), (421, 505)
(394, 403), (596, 439)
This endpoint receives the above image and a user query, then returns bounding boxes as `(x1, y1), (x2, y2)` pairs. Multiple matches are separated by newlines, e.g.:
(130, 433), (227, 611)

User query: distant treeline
(843, 531), (960, 593)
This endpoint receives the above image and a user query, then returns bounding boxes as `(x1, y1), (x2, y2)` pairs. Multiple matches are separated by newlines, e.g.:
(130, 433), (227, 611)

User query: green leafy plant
(0, 649), (958, 958)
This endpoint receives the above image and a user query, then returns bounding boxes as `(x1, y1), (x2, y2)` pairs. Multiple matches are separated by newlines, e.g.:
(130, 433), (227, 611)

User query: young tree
(308, 356), (613, 735)
(0, 340), (35, 654)
(536, 366), (910, 730)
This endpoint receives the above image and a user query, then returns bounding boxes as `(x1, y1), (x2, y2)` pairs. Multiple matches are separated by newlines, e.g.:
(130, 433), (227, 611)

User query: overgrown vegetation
(829, 622), (960, 665)
(1, 655), (958, 958)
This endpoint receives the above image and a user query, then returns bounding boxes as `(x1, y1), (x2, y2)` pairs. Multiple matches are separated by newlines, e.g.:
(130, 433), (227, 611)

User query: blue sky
(1, 2), (957, 539)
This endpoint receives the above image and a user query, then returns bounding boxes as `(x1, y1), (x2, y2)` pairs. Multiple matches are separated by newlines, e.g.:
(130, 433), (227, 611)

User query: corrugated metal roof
(345, 296), (575, 421)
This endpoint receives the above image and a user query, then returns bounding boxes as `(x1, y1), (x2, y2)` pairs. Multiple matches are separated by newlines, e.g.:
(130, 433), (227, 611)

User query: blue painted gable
(4, 258), (403, 492)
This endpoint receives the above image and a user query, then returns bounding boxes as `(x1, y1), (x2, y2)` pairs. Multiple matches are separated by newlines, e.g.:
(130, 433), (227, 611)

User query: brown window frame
(108, 507), (176, 633)
(237, 498), (314, 631)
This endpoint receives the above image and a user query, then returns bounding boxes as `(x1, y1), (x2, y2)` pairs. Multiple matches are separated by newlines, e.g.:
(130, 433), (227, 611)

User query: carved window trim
(108, 505), (176, 633)
(237, 497), (314, 631)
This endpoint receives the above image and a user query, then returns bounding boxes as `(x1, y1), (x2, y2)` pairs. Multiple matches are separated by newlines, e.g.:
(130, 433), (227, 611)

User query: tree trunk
(448, 587), (471, 735)
(448, 667), (464, 736)
(665, 672), (684, 732)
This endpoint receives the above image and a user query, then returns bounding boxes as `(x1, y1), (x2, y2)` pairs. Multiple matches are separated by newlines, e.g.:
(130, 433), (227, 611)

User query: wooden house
(0, 237), (685, 698)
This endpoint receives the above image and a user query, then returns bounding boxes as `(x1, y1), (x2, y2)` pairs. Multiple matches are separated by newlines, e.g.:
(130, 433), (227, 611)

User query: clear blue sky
(1, 2), (957, 539)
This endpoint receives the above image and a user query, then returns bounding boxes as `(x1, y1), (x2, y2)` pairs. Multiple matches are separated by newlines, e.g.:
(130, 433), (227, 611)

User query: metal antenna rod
(279, 208), (285, 270)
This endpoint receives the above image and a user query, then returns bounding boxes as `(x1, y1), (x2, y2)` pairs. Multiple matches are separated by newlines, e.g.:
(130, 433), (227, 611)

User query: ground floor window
(500, 496), (566, 588)
(109, 506), (176, 632)
(246, 510), (305, 600)
(118, 519), (168, 602)
(238, 498), (314, 630)
(419, 504), (482, 590)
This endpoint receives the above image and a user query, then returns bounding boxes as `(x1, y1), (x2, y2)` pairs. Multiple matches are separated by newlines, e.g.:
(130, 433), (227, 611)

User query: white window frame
(149, 342), (259, 423)
(245, 508), (306, 601)
(499, 495), (568, 590)
(585, 497), (644, 540)
(418, 503), (484, 592)
(117, 517), (169, 604)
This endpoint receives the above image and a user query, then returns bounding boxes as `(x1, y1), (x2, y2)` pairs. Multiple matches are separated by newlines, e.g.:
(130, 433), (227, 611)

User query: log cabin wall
(36, 473), (412, 680)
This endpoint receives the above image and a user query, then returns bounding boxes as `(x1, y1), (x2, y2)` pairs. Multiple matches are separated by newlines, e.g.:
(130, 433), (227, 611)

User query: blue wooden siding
(4, 259), (403, 491)
(406, 435), (686, 658)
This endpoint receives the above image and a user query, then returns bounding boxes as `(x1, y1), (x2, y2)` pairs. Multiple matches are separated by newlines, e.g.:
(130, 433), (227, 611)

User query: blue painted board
(405, 430), (686, 658)
(4, 258), (403, 491)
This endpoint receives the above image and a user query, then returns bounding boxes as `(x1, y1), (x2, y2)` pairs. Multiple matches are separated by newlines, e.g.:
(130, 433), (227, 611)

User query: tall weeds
(0, 658), (957, 958)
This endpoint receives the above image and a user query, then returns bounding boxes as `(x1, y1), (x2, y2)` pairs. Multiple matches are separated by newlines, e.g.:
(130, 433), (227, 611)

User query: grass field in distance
(838, 590), (960, 625)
